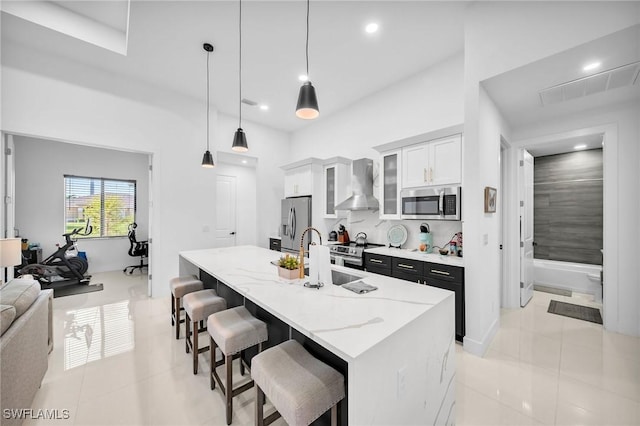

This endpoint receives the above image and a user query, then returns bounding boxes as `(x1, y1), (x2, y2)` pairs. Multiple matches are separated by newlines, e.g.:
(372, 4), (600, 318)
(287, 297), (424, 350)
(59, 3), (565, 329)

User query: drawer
(424, 262), (463, 283)
(392, 257), (424, 276)
(366, 265), (393, 277)
(364, 253), (392, 271)
(269, 238), (281, 252)
(392, 269), (423, 283)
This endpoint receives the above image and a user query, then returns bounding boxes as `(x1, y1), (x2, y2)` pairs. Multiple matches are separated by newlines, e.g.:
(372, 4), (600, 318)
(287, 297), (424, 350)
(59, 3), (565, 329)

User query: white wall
(13, 136), (149, 273)
(463, 1), (640, 351)
(289, 54), (465, 248)
(511, 101), (640, 336)
(1, 41), (291, 297)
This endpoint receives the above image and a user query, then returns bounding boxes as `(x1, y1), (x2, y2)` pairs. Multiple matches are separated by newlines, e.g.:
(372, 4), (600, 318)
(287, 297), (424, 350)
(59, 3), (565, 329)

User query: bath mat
(534, 284), (572, 297)
(50, 283), (104, 298)
(548, 300), (602, 324)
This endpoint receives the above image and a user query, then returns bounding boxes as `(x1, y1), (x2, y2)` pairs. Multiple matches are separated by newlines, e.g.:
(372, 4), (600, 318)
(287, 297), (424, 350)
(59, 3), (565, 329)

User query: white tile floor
(23, 271), (640, 425)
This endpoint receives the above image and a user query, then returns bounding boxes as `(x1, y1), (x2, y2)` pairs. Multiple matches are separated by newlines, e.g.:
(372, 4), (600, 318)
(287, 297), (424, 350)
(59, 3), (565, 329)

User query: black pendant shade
(295, 81), (319, 119)
(232, 128), (248, 152)
(201, 150), (214, 168)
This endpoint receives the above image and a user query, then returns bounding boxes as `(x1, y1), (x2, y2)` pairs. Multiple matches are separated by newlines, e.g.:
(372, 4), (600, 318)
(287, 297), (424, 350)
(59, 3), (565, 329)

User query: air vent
(539, 61), (640, 106)
(241, 98), (258, 106)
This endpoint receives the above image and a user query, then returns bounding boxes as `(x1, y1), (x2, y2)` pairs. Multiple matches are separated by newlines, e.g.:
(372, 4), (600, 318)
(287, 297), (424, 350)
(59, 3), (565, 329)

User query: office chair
(123, 223), (148, 274)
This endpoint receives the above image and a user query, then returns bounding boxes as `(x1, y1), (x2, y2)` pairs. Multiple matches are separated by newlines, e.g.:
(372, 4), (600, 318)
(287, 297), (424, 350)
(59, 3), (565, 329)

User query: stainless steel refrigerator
(280, 196), (311, 255)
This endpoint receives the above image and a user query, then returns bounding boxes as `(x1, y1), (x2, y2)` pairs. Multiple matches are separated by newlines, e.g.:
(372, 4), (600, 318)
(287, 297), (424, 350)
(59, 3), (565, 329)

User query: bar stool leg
(192, 319), (199, 374)
(210, 336), (216, 390)
(175, 297), (181, 339)
(171, 295), (175, 326)
(185, 313), (191, 353)
(255, 385), (265, 426)
(239, 349), (245, 376)
(331, 404), (338, 426)
(226, 353), (233, 425)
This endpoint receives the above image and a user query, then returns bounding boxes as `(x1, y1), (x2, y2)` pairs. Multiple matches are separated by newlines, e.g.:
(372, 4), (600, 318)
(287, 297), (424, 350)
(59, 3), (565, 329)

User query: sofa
(0, 277), (53, 426)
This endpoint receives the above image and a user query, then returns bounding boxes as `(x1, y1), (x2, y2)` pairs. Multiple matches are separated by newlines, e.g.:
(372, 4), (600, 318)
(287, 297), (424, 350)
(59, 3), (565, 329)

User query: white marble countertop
(268, 235), (281, 240)
(364, 246), (465, 267)
(179, 245), (452, 361)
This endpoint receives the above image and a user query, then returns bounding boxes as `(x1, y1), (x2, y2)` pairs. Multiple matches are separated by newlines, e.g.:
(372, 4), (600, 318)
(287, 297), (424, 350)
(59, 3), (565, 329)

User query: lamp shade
(296, 81), (319, 119)
(231, 128), (248, 152)
(0, 238), (21, 267)
(201, 150), (215, 168)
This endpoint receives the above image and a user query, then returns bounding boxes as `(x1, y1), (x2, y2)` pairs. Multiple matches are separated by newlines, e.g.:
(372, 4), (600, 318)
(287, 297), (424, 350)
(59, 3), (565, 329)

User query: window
(64, 175), (136, 238)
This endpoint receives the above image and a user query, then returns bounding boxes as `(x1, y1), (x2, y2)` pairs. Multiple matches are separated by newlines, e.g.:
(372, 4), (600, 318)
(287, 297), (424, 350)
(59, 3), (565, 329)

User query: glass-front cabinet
(323, 158), (351, 218)
(380, 150), (401, 220)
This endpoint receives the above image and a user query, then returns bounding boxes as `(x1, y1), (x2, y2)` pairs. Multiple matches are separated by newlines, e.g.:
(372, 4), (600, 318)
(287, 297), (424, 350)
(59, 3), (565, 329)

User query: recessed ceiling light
(298, 74), (308, 82)
(574, 144), (587, 150)
(365, 22), (379, 34)
(242, 160), (248, 164)
(583, 62), (601, 72)
(259, 105), (269, 111)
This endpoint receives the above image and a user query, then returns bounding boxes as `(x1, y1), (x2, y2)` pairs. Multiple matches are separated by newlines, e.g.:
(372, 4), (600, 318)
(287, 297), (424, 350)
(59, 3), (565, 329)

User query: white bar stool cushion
(207, 306), (267, 356)
(183, 290), (226, 322)
(170, 275), (203, 298)
(251, 340), (345, 426)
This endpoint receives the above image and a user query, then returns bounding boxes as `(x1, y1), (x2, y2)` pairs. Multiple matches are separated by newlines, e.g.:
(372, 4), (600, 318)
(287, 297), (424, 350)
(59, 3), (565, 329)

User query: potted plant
(276, 254), (300, 280)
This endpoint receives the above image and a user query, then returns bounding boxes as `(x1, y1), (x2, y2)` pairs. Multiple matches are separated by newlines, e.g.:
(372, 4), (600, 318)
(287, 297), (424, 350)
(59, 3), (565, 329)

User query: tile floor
(22, 271), (640, 425)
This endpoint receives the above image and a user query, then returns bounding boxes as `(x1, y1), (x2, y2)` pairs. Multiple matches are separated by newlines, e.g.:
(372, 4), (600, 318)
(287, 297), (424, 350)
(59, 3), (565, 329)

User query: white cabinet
(379, 150), (402, 220)
(323, 158), (350, 218)
(402, 135), (461, 188)
(284, 166), (313, 197)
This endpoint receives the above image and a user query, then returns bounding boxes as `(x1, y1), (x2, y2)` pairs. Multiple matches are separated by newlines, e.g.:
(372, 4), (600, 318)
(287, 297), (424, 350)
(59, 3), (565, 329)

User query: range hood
(335, 158), (379, 211)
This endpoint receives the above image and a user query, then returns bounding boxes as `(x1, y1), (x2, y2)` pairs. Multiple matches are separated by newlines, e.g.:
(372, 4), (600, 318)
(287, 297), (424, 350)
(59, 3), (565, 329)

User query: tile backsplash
(324, 210), (462, 253)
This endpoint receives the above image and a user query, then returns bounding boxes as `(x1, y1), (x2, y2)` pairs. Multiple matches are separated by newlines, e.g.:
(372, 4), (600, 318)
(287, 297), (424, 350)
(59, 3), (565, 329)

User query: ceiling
(526, 133), (603, 157)
(483, 24), (640, 136)
(1, 1), (468, 132)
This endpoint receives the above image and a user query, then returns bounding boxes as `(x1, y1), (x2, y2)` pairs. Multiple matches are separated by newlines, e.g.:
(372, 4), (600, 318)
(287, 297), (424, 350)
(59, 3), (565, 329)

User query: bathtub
(533, 259), (602, 302)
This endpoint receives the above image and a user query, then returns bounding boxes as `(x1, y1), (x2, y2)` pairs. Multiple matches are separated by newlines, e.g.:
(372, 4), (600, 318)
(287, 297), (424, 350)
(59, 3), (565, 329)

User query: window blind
(64, 175), (136, 238)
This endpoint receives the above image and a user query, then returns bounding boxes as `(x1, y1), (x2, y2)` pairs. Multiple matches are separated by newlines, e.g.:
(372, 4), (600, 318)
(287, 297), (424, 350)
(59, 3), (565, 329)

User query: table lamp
(0, 238), (22, 286)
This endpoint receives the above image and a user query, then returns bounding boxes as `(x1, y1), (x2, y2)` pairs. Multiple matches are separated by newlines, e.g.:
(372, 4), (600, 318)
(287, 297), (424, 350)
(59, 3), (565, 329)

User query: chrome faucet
(299, 227), (323, 279)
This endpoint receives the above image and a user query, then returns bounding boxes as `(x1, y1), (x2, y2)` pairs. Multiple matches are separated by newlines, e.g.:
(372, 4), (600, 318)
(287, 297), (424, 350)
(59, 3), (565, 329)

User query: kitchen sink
(331, 270), (365, 286)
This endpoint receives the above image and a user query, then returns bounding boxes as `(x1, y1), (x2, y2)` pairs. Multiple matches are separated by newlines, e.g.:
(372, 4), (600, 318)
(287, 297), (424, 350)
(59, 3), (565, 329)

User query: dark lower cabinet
(391, 258), (423, 283)
(269, 238), (281, 251)
(363, 253), (392, 276)
(424, 276), (465, 342)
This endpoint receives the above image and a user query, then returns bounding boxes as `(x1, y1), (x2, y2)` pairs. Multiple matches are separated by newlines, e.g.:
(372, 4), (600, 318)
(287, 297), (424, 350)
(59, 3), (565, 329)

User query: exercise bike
(19, 219), (93, 287)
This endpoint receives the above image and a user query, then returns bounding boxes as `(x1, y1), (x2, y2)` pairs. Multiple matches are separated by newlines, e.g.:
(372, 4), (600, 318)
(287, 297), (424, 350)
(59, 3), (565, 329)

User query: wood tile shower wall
(533, 149), (603, 265)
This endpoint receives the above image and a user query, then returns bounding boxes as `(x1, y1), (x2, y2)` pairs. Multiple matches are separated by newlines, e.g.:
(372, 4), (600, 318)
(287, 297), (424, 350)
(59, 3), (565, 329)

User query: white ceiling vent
(539, 61), (640, 106)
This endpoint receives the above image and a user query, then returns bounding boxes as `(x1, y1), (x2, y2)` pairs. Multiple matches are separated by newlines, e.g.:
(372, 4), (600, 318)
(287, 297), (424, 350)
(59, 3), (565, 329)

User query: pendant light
(232, 0), (249, 152)
(201, 43), (215, 168)
(295, 0), (319, 119)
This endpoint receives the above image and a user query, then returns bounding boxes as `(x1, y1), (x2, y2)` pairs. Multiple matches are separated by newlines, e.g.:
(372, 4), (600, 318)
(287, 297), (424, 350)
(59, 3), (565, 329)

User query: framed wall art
(484, 186), (497, 213)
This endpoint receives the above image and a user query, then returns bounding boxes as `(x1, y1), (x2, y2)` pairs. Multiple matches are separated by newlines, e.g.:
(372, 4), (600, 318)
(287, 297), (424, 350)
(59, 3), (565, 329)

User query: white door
(520, 149), (534, 307)
(215, 175), (237, 247)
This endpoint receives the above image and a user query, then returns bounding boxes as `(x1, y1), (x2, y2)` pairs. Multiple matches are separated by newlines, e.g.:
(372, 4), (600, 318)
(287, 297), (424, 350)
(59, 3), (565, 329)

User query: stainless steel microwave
(400, 186), (461, 220)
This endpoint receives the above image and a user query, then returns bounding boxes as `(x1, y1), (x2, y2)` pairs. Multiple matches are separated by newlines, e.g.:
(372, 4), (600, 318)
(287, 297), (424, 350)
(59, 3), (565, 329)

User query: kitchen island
(179, 245), (455, 426)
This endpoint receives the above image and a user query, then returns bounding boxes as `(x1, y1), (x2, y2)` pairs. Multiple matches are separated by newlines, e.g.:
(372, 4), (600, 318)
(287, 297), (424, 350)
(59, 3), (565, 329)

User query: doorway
(215, 175), (237, 248)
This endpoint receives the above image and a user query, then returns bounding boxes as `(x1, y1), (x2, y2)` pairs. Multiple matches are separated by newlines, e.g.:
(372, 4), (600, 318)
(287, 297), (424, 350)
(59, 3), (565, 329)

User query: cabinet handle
(429, 167), (433, 183)
(431, 269), (450, 276)
(369, 259), (383, 264)
(398, 263), (415, 270)
(423, 168), (427, 182)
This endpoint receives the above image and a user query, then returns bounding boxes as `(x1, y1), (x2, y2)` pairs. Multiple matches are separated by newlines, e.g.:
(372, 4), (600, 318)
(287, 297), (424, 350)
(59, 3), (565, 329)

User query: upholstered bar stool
(252, 340), (345, 426)
(170, 275), (203, 339)
(183, 289), (227, 374)
(208, 306), (268, 425)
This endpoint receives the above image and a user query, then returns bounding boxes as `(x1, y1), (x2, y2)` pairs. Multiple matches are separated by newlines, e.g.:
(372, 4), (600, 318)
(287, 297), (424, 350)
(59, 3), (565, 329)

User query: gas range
(329, 242), (384, 269)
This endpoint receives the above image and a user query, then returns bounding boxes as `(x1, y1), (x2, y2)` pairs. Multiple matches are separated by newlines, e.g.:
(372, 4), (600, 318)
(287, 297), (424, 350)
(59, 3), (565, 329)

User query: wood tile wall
(533, 149), (603, 265)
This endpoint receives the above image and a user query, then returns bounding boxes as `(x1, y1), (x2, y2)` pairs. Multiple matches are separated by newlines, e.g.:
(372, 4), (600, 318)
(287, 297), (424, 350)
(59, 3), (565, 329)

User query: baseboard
(463, 316), (499, 357)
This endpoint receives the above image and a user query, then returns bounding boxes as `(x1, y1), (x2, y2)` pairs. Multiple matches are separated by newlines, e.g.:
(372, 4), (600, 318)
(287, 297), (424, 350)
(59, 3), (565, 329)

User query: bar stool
(252, 340), (345, 426)
(208, 306), (268, 425)
(183, 289), (227, 374)
(170, 275), (204, 339)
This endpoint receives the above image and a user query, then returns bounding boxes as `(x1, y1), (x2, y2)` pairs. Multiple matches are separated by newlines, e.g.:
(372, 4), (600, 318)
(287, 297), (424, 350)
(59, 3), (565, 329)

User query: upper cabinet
(401, 134), (462, 188)
(281, 158), (324, 198)
(379, 150), (402, 220)
(322, 157), (351, 218)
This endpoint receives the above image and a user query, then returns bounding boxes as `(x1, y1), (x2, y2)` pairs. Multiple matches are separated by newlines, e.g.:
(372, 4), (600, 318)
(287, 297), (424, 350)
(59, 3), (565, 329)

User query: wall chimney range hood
(335, 158), (379, 211)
